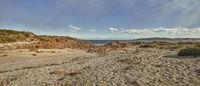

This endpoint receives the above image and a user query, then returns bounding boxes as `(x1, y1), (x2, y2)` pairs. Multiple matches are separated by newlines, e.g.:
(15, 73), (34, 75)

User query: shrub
(168, 45), (184, 50)
(0, 36), (16, 43)
(0, 29), (37, 43)
(178, 48), (200, 56)
(139, 44), (159, 48)
(195, 44), (200, 48)
(131, 42), (143, 45)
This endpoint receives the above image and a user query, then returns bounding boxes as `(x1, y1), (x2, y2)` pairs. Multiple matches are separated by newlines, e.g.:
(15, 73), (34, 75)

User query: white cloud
(110, 27), (200, 38)
(68, 25), (98, 33)
(88, 29), (97, 32)
(68, 24), (82, 32)
(67, 25), (200, 39)
(109, 27), (119, 32)
(155, 0), (200, 27)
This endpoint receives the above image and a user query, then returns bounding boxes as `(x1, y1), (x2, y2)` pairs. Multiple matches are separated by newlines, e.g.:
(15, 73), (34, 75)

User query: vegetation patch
(0, 36), (16, 43)
(139, 44), (159, 48)
(178, 48), (200, 56)
(130, 42), (143, 45)
(0, 29), (37, 43)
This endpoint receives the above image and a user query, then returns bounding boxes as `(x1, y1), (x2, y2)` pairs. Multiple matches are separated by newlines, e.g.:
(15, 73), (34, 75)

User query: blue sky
(0, 0), (200, 39)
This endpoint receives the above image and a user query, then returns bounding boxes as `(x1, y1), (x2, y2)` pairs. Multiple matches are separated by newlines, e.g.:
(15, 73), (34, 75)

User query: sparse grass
(178, 48), (200, 56)
(130, 42), (143, 45)
(167, 45), (184, 50)
(0, 36), (16, 43)
(138, 42), (196, 51)
(139, 44), (159, 48)
(0, 29), (37, 43)
(0, 29), (19, 34)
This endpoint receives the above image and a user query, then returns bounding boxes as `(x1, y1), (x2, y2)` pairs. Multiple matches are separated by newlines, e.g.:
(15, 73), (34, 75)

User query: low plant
(0, 36), (16, 43)
(178, 48), (200, 56)
(139, 44), (159, 48)
(131, 42), (143, 45)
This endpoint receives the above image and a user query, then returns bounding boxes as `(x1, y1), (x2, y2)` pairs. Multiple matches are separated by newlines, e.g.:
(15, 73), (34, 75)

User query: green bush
(178, 48), (200, 56)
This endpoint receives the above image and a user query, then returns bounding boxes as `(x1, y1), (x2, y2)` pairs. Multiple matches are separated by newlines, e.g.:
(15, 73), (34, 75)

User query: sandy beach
(1, 0), (200, 85)
(0, 42), (200, 86)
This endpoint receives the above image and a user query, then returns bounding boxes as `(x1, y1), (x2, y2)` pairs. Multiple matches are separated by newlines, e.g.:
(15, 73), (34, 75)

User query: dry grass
(0, 36), (16, 43)
(130, 42), (143, 45)
(139, 44), (159, 48)
(137, 42), (200, 51)
(0, 29), (37, 43)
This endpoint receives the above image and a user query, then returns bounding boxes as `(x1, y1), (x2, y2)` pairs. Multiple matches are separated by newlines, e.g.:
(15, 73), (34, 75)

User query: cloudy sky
(0, 0), (200, 39)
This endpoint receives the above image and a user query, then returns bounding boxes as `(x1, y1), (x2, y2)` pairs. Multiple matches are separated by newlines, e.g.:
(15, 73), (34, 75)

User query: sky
(0, 0), (200, 40)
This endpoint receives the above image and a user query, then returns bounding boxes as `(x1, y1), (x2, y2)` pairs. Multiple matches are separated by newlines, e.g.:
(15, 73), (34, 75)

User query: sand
(0, 44), (200, 86)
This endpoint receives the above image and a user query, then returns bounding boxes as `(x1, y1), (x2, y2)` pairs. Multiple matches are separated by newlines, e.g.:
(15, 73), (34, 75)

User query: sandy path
(0, 48), (200, 86)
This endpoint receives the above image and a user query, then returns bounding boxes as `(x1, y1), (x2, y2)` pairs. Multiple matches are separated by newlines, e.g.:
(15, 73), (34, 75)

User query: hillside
(0, 29), (38, 43)
(0, 29), (93, 49)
